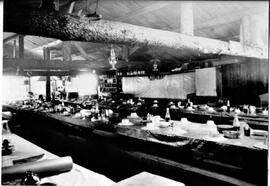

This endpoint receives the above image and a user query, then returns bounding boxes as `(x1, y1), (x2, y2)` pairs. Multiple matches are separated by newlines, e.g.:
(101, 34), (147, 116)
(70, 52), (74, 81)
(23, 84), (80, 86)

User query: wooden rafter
(195, 7), (267, 30)
(73, 42), (96, 61)
(3, 33), (18, 43)
(3, 58), (104, 71)
(116, 2), (171, 22)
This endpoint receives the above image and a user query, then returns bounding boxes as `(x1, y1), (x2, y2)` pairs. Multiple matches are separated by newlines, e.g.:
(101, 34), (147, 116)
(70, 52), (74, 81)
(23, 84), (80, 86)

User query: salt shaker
(21, 171), (41, 185)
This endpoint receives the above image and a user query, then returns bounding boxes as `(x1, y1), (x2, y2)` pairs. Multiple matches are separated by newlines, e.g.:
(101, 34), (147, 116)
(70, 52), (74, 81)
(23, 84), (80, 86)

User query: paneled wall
(221, 58), (268, 106)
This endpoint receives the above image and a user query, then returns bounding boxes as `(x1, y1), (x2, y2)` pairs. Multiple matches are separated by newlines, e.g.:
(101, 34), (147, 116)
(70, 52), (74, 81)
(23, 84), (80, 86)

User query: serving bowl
(217, 125), (234, 133)
(158, 121), (171, 128)
(223, 130), (240, 139)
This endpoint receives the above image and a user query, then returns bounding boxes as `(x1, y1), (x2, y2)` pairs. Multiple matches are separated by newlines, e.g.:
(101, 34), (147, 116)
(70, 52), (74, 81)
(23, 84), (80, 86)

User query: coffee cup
(180, 118), (188, 124)
(121, 119), (129, 125)
(206, 120), (215, 126)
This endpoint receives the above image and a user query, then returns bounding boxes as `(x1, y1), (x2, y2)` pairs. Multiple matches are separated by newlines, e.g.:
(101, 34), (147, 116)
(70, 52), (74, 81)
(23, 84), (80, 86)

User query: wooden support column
(62, 41), (72, 61)
(43, 47), (51, 101)
(12, 39), (16, 58)
(18, 35), (24, 59)
(240, 14), (268, 48)
(179, 1), (194, 36)
(122, 45), (129, 62)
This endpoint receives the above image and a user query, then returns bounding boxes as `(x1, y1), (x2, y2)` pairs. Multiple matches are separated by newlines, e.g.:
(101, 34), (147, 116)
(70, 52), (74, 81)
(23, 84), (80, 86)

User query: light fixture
(148, 59), (164, 80)
(108, 45), (117, 70)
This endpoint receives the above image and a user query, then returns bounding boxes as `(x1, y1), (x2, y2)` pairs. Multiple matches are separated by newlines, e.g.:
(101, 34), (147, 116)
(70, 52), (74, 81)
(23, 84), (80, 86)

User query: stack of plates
(251, 129), (268, 139)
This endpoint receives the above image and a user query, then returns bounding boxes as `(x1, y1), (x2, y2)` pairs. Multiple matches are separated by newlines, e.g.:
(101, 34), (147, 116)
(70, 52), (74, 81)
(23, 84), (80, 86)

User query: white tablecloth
(2, 134), (115, 186)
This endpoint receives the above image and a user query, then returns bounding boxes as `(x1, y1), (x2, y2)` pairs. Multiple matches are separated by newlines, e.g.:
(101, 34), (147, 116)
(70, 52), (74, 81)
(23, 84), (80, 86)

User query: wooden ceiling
(3, 0), (269, 72)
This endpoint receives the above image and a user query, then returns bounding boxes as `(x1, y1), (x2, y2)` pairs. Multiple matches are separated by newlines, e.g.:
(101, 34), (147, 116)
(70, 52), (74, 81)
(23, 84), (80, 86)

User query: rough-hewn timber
(4, 7), (267, 59)
(3, 58), (102, 71)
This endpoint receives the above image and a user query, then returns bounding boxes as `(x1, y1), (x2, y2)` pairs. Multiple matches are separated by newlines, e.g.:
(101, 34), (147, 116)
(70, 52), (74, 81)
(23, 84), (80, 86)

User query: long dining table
(3, 104), (268, 186)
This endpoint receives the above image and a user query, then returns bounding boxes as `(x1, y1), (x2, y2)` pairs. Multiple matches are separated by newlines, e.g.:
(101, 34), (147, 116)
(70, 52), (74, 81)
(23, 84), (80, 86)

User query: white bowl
(206, 120), (215, 126)
(180, 118), (189, 123)
(158, 121), (171, 128)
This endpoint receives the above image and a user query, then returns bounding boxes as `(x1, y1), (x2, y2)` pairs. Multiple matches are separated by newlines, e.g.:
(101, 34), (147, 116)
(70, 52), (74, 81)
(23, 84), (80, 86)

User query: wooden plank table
(114, 121), (268, 186)
(115, 121), (268, 150)
(3, 105), (268, 185)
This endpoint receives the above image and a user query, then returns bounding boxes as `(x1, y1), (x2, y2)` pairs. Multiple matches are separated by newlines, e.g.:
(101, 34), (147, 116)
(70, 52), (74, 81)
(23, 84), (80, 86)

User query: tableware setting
(141, 122), (160, 130)
(127, 112), (143, 123)
(223, 130), (241, 139)
(186, 106), (194, 111)
(207, 107), (215, 113)
(158, 121), (172, 128)
(118, 119), (134, 126)
(179, 118), (190, 124)
(216, 125), (234, 134)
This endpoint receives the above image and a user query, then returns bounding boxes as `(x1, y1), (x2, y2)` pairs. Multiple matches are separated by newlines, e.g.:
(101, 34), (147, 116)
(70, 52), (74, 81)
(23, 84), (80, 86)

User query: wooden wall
(220, 58), (268, 106)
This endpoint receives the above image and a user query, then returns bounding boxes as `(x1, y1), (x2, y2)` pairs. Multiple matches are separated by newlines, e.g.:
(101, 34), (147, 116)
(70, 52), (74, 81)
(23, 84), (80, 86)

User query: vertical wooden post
(62, 41), (72, 100)
(18, 35), (24, 59)
(13, 39), (16, 58)
(179, 1), (194, 36)
(122, 45), (129, 62)
(216, 66), (223, 97)
(62, 41), (72, 61)
(44, 47), (51, 101)
(240, 14), (268, 48)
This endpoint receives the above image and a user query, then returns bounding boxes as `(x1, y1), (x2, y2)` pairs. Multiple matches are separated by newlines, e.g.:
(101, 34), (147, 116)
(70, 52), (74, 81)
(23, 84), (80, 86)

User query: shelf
(99, 73), (122, 94)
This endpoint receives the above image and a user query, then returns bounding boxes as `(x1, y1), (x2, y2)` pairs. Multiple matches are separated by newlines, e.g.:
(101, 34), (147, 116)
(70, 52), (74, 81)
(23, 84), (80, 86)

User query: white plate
(118, 122), (134, 126)
(252, 130), (268, 136)
(158, 121), (171, 128)
(141, 126), (160, 130)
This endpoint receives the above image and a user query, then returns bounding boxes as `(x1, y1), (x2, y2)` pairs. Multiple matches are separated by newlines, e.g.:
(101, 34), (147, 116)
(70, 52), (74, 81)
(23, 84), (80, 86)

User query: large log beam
(4, 7), (267, 59)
